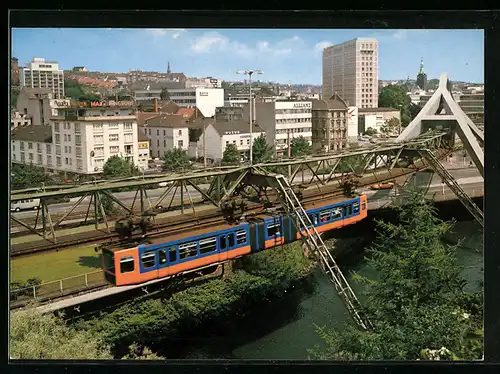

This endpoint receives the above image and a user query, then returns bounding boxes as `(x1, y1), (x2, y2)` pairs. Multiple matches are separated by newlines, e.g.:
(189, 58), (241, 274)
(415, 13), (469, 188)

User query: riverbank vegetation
(309, 189), (483, 361)
(10, 241), (313, 359)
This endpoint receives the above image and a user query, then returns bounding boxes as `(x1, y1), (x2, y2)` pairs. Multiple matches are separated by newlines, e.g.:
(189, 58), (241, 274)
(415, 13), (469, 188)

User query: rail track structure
(11, 130), (458, 243)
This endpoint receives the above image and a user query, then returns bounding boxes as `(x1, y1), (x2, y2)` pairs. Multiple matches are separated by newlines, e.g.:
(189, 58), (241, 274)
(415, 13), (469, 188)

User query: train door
(218, 233), (228, 261)
(343, 203), (353, 223)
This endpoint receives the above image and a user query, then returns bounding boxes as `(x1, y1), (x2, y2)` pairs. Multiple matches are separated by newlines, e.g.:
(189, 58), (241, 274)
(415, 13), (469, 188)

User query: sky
(11, 28), (484, 84)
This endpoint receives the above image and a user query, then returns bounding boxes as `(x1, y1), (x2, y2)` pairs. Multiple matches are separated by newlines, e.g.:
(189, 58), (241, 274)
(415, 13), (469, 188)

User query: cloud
(145, 28), (186, 39)
(189, 32), (300, 57)
(314, 41), (333, 54)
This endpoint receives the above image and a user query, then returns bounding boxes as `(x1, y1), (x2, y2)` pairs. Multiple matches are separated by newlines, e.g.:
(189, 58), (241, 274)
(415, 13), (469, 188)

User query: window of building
(65, 157), (69, 165)
(56, 145), (61, 155)
(109, 122), (119, 129)
(47, 155), (52, 166)
(157, 129), (160, 136)
(37, 154), (42, 164)
(94, 147), (104, 156)
(109, 134), (119, 142)
(56, 156), (61, 166)
(177, 140), (184, 148)
(20, 152), (25, 162)
(76, 159), (82, 170)
(54, 122), (60, 132)
(93, 135), (104, 144)
(110, 146), (119, 153)
(64, 146), (68, 153)
(148, 129), (151, 135)
(74, 123), (80, 133)
(93, 123), (103, 132)
(157, 139), (160, 147)
(124, 122), (133, 131)
(120, 256), (135, 273)
(178, 129), (182, 135)
(163, 129), (166, 136)
(141, 251), (156, 269)
(12, 144), (15, 152)
(124, 133), (133, 143)
(225, 141), (229, 145)
(64, 134), (67, 142)
(68, 134), (71, 142)
(28, 142), (33, 150)
(75, 134), (81, 145)
(69, 158), (72, 166)
(36, 143), (41, 153)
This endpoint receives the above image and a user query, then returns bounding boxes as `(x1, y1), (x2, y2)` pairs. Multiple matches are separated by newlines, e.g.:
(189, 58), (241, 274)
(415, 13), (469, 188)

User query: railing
(10, 270), (106, 305)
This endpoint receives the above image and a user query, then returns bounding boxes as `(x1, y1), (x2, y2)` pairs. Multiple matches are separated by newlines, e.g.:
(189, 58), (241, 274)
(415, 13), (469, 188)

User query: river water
(161, 220), (483, 360)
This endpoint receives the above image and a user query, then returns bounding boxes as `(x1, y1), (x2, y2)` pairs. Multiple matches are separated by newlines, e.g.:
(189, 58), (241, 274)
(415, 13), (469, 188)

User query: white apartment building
(245, 100), (313, 157)
(19, 58), (65, 99)
(140, 114), (190, 159)
(197, 121), (265, 162)
(131, 82), (186, 102)
(358, 107), (401, 134)
(224, 96), (249, 107)
(11, 105), (140, 175)
(168, 87), (224, 117)
(185, 77), (222, 89)
(322, 38), (378, 108)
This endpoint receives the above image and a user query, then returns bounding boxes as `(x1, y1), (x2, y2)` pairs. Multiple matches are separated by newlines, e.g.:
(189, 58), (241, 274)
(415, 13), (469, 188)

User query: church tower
(416, 59), (427, 91)
(167, 61), (171, 74)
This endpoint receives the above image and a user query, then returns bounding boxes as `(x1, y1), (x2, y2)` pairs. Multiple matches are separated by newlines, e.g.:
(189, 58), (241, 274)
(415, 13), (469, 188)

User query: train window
(236, 230), (247, 244)
(219, 236), (227, 250)
(141, 251), (156, 269)
(228, 233), (235, 247)
(168, 247), (177, 262)
(353, 202), (360, 214)
(120, 256), (135, 273)
(158, 249), (167, 265)
(199, 237), (217, 254)
(320, 210), (330, 223)
(179, 241), (198, 259)
(332, 207), (342, 220)
(308, 214), (318, 226)
(362, 201), (366, 210)
(267, 223), (281, 237)
(343, 205), (352, 217)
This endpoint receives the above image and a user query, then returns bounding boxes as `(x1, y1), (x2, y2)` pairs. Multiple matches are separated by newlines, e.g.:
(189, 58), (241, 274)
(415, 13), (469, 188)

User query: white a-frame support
(397, 72), (484, 178)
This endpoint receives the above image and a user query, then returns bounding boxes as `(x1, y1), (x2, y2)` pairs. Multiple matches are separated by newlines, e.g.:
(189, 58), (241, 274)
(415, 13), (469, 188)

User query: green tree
(10, 308), (113, 359)
(378, 85), (411, 126)
(290, 136), (312, 157)
(160, 87), (170, 101)
(380, 117), (401, 135)
(427, 79), (440, 90)
(11, 164), (54, 190)
(64, 79), (101, 101)
(363, 127), (377, 136)
(309, 189), (483, 361)
(409, 102), (421, 121)
(11, 87), (20, 109)
(189, 127), (203, 143)
(163, 148), (190, 172)
(222, 143), (240, 165)
(103, 155), (138, 179)
(252, 133), (274, 163)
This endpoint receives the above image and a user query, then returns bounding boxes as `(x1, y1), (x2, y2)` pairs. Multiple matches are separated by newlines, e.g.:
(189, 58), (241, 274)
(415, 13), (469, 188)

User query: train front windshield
(102, 249), (116, 285)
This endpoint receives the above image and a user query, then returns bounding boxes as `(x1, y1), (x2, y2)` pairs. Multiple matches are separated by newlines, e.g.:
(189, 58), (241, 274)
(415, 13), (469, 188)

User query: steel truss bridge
(10, 72), (484, 330)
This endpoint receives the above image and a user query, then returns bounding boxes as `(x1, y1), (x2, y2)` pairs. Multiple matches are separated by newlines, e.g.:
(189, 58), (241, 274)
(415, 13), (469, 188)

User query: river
(157, 220), (483, 360)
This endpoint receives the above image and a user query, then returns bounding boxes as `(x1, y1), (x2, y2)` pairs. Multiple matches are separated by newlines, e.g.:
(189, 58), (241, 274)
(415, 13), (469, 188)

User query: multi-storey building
(197, 121), (265, 162)
(11, 103), (140, 175)
(137, 130), (150, 170)
(19, 57), (65, 99)
(215, 106), (244, 122)
(185, 77), (222, 89)
(139, 114), (190, 159)
(244, 100), (313, 157)
(311, 95), (349, 153)
(167, 88), (224, 117)
(131, 82), (187, 102)
(11, 57), (20, 86)
(224, 96), (249, 107)
(16, 87), (71, 126)
(322, 38), (378, 108)
(358, 107), (401, 135)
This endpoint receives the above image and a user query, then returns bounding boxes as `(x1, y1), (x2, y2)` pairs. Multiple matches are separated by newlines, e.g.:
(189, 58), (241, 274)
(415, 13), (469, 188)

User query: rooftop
(358, 107), (399, 113)
(11, 125), (53, 143)
(311, 94), (348, 110)
(142, 114), (189, 128)
(211, 121), (264, 136)
(19, 87), (53, 99)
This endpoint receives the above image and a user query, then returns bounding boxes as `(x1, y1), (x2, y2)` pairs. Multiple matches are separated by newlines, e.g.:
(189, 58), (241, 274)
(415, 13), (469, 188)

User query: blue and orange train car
(102, 194), (368, 286)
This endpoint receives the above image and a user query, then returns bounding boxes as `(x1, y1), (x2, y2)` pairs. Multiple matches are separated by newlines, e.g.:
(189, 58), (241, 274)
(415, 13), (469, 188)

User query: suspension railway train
(102, 194), (368, 286)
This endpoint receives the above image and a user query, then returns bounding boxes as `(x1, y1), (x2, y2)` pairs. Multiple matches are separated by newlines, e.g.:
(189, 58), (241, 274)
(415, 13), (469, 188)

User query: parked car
(370, 182), (395, 190)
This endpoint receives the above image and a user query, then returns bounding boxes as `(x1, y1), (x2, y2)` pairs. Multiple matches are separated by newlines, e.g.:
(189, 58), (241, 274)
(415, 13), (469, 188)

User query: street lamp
(236, 69), (264, 164)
